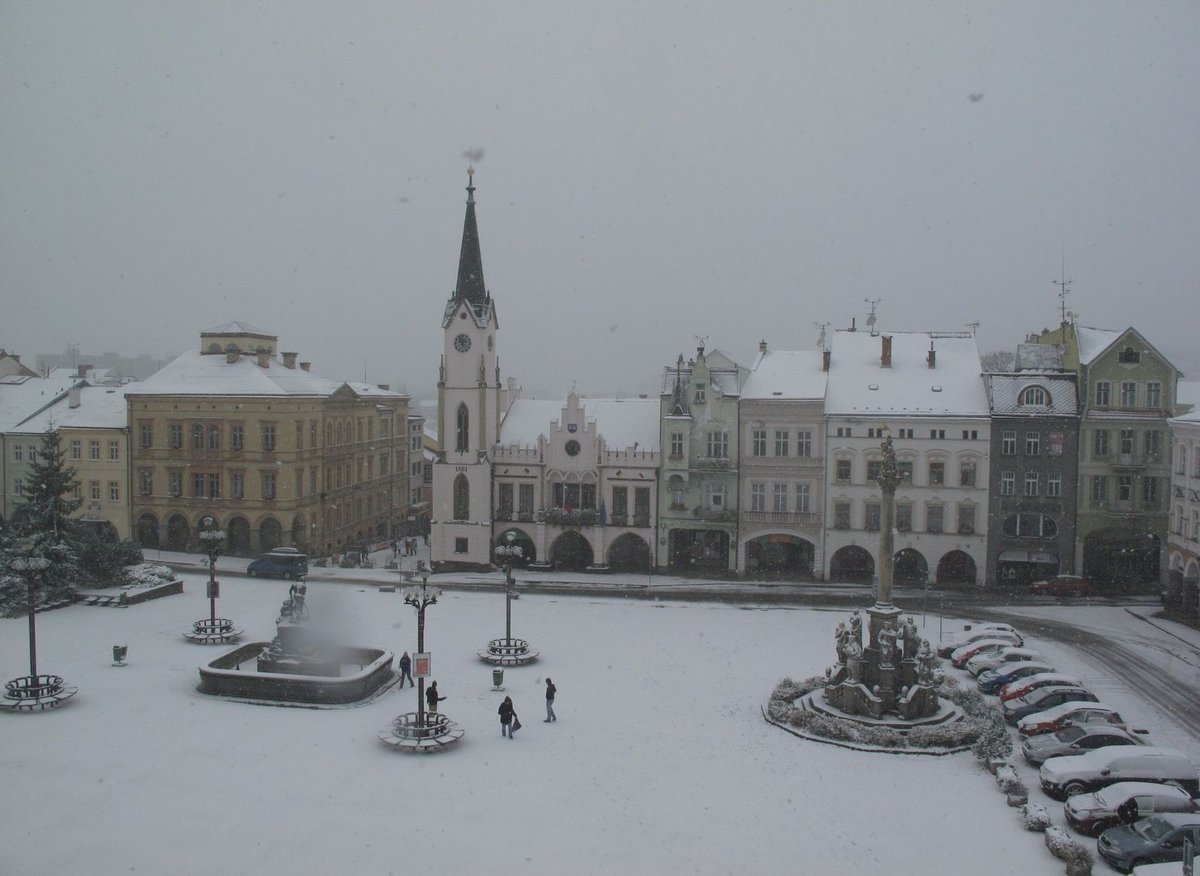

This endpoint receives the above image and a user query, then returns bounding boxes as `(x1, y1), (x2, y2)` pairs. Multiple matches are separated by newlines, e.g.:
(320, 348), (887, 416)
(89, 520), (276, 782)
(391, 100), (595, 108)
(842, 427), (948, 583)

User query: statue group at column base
(822, 608), (941, 723)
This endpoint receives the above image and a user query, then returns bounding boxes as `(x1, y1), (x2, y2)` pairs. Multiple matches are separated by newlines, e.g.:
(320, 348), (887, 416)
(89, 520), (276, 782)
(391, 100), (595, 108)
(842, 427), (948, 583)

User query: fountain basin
(199, 643), (394, 705)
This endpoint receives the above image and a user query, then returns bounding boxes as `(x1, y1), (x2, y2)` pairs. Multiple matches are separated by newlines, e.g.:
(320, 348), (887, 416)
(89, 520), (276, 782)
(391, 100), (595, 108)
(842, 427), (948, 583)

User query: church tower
(431, 168), (503, 570)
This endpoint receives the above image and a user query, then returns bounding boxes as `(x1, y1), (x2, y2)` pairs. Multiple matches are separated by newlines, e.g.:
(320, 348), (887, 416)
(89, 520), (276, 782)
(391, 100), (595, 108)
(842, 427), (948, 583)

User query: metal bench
(1, 674), (78, 711)
(184, 618), (244, 644)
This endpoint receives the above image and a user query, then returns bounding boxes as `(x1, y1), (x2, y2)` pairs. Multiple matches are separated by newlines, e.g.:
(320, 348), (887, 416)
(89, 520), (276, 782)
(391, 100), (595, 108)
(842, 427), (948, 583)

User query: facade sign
(414, 652), (431, 677)
(1048, 432), (1064, 456)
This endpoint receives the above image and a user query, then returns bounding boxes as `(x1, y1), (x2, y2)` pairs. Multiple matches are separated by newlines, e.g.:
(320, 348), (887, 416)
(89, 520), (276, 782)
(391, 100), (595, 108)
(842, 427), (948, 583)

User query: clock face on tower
(454, 333), (472, 352)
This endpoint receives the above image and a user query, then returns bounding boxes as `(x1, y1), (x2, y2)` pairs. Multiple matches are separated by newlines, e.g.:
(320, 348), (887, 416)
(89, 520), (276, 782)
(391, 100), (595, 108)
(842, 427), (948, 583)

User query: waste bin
(492, 668), (504, 688)
(112, 645), (128, 664)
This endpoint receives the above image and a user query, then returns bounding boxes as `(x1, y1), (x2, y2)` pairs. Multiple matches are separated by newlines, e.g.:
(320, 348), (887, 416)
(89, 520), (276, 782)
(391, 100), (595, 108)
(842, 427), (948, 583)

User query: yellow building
(126, 323), (412, 556)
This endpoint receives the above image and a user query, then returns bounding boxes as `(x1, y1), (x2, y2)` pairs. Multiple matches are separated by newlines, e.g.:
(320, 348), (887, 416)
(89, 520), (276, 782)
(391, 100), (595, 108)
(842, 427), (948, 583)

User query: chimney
(256, 350), (270, 368)
(377, 383), (390, 391)
(282, 351), (298, 369)
(299, 361), (311, 372)
(927, 341), (936, 369)
(76, 364), (90, 378)
(822, 350), (831, 372)
(759, 339), (767, 353)
(881, 335), (892, 368)
(68, 386), (81, 408)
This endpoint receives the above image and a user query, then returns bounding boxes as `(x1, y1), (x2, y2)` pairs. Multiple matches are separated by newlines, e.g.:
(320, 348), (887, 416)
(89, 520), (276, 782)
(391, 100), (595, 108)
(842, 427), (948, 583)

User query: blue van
(247, 550), (309, 579)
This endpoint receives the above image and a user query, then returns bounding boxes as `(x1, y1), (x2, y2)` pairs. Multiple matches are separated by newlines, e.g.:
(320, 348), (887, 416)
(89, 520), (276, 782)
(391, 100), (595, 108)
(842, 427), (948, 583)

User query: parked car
(951, 639), (1011, 669)
(1031, 574), (1091, 597)
(1039, 746), (1199, 800)
(978, 660), (1057, 695)
(937, 624), (1023, 658)
(1004, 686), (1098, 725)
(999, 672), (1084, 703)
(246, 551), (309, 579)
(1022, 724), (1146, 766)
(966, 646), (1042, 677)
(1097, 813), (1200, 873)
(1018, 702), (1129, 737)
(1065, 781), (1199, 837)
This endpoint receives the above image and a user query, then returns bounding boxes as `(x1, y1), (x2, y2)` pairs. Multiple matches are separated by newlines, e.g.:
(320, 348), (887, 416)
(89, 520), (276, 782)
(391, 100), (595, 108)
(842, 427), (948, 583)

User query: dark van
(247, 550), (309, 579)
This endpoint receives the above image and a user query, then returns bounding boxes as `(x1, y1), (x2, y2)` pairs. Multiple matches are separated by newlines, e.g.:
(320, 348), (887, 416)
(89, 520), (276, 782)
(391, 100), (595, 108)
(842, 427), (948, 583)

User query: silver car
(1022, 724), (1145, 766)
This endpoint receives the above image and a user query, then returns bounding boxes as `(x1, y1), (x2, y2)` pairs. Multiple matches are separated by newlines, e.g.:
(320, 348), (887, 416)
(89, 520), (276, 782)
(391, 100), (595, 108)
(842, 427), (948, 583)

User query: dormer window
(1018, 386), (1049, 406)
(1117, 346), (1140, 364)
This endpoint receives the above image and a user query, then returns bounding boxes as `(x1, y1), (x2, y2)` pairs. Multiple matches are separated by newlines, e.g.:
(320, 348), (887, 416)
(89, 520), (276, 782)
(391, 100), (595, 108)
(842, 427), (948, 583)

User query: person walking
(544, 677), (557, 722)
(426, 680), (446, 713)
(397, 651), (414, 688)
(498, 695), (518, 739)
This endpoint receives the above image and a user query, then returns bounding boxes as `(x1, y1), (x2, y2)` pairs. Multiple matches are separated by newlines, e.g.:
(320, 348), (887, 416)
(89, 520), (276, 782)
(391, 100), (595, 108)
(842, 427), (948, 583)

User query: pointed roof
(453, 167), (488, 308)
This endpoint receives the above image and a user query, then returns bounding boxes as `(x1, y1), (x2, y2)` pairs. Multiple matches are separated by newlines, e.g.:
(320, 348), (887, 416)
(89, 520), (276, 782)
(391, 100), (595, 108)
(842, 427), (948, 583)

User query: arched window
(453, 474), (470, 520)
(456, 403), (470, 453)
(335, 421), (342, 445)
(1019, 386), (1050, 406)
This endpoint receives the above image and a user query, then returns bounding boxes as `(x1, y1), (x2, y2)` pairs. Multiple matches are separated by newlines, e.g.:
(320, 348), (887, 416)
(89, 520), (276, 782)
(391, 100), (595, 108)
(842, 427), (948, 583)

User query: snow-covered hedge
(995, 766), (1027, 797)
(124, 563), (177, 589)
(1021, 803), (1052, 832)
(768, 677), (985, 751)
(1044, 826), (1092, 874)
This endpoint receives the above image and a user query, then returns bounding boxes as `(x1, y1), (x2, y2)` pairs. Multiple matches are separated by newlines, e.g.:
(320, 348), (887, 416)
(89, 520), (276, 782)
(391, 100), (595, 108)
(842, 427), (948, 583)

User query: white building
(823, 330), (990, 586)
(737, 342), (827, 578)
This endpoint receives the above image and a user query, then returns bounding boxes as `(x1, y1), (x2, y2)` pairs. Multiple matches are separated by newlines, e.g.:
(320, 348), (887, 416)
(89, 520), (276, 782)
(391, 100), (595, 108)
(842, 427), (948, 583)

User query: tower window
(456, 403), (470, 453)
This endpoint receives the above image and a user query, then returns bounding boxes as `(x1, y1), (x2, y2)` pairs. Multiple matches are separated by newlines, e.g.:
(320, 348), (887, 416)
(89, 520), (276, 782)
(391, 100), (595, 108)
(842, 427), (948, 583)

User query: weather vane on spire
(462, 148), (485, 175)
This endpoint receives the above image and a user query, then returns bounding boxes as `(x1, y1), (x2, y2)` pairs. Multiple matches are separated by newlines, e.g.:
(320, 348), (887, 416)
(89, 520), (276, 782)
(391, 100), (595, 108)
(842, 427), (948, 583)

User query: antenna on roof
(1054, 248), (1073, 324)
(965, 322), (979, 336)
(814, 321), (829, 349)
(864, 299), (881, 335)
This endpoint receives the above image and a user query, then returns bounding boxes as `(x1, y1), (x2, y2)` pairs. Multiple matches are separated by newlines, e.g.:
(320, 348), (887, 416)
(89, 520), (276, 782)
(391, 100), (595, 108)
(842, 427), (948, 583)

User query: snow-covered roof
(1074, 325), (1124, 365)
(825, 330), (988, 417)
(501, 397), (660, 451)
(0, 374), (82, 431)
(987, 373), (1078, 417)
(1176, 380), (1200, 410)
(742, 350), (827, 400)
(14, 384), (134, 432)
(202, 320), (273, 336)
(126, 350), (401, 399)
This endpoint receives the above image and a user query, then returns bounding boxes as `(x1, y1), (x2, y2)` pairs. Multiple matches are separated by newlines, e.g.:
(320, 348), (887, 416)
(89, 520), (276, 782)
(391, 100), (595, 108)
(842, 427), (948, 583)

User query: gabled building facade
(737, 342), (827, 578)
(824, 330), (990, 587)
(493, 393), (660, 572)
(1038, 322), (1178, 589)
(985, 349), (1080, 588)
(658, 345), (746, 574)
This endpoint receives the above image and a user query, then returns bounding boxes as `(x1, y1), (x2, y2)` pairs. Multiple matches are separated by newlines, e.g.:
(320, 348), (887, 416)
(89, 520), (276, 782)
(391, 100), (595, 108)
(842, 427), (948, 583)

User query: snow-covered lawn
(2, 573), (1140, 875)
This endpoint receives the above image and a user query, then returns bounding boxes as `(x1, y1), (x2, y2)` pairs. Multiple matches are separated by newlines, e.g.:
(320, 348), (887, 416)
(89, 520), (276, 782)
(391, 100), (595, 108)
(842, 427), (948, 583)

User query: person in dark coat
(426, 681), (446, 713)
(544, 677), (557, 722)
(498, 696), (518, 738)
(397, 651), (413, 688)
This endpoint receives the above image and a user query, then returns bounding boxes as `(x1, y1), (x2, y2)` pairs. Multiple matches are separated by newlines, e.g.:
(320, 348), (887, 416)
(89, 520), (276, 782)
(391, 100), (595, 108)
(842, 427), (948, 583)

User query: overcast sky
(3, 2), (1198, 397)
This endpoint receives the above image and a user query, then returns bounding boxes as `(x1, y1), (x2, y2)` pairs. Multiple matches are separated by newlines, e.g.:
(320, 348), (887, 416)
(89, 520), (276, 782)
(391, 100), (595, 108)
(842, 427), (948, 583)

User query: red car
(1030, 575), (1091, 597)
(999, 672), (1082, 703)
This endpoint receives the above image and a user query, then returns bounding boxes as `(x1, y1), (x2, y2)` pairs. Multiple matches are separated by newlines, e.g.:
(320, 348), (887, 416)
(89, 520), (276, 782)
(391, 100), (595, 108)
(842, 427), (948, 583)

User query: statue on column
(901, 615), (920, 660)
(916, 639), (936, 686)
(849, 610), (863, 651)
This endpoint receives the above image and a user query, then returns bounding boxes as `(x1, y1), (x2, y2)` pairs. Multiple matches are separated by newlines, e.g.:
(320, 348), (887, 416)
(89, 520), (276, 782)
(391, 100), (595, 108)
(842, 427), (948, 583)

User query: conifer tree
(15, 426), (81, 551)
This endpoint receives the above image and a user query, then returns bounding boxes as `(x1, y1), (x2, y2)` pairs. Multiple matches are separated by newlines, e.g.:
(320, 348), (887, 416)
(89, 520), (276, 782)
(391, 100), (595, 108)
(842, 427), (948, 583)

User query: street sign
(206, 580), (219, 599)
(414, 652), (431, 677)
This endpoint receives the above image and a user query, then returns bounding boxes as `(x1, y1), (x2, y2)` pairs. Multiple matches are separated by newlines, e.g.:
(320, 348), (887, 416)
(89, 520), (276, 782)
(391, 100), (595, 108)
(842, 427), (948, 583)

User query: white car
(965, 646), (1043, 677)
(950, 634), (1023, 667)
(937, 624), (1023, 657)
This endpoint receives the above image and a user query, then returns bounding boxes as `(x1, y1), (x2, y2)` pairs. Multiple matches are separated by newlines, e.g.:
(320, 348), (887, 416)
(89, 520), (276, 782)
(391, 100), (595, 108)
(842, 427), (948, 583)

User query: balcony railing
(745, 511), (820, 527)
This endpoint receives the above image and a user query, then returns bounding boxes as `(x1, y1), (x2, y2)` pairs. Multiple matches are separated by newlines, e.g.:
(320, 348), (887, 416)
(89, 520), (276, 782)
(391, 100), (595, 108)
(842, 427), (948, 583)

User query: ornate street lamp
(197, 516), (225, 625)
(494, 530), (524, 641)
(185, 516), (242, 644)
(403, 564), (441, 726)
(479, 532), (539, 666)
(2, 543), (77, 711)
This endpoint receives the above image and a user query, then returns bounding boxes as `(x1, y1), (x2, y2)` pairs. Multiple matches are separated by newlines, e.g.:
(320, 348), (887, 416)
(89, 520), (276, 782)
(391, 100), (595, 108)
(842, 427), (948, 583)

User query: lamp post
(403, 564), (440, 726)
(494, 531), (524, 641)
(11, 553), (50, 678)
(198, 517), (225, 624)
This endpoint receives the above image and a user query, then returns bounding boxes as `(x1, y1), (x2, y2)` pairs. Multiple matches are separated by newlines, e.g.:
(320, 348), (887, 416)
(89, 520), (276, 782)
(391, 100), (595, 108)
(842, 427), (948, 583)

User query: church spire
(453, 166), (488, 308)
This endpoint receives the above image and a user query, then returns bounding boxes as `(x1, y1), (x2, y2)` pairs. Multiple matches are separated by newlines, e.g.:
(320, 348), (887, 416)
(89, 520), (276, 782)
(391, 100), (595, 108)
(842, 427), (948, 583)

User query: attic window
(868, 384), (879, 391)
(772, 391), (783, 396)
(931, 385), (943, 392)
(1019, 386), (1050, 406)
(1117, 346), (1140, 364)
